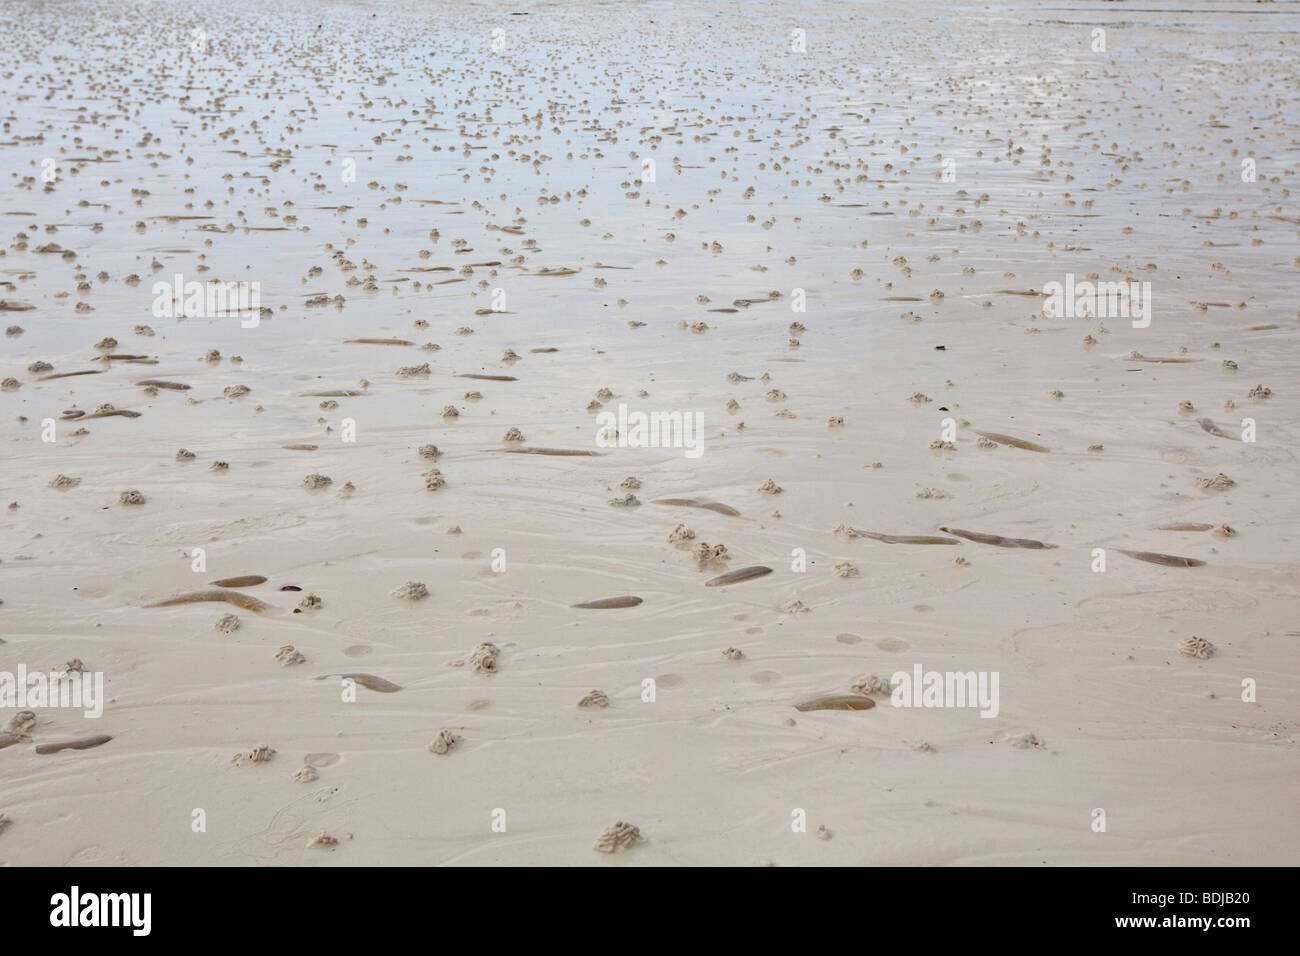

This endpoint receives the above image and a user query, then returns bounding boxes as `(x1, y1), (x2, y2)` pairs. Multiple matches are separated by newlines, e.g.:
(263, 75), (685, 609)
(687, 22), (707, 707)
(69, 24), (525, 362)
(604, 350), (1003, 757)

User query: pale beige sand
(0, 0), (1297, 866)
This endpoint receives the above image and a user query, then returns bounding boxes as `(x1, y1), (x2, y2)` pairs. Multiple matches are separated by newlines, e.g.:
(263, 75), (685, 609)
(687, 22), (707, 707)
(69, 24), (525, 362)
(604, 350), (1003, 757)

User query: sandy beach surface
(1, 0), (1297, 865)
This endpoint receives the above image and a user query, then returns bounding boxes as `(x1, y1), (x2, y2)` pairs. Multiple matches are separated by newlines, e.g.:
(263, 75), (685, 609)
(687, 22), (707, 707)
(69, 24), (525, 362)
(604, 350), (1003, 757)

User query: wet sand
(0, 0), (1298, 865)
